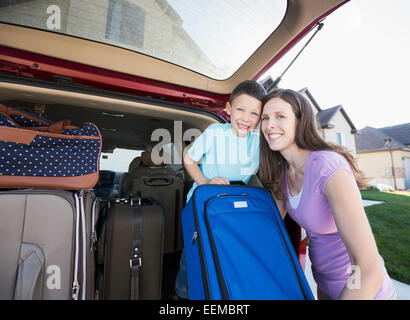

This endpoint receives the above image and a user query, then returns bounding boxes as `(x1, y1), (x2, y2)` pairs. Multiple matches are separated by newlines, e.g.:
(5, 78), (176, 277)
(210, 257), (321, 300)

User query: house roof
(316, 105), (340, 127)
(299, 87), (321, 112)
(377, 123), (410, 146)
(299, 88), (357, 134)
(355, 126), (409, 153)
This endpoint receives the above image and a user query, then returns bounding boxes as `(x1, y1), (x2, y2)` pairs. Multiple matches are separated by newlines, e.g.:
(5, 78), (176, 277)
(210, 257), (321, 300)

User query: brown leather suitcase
(0, 189), (99, 300)
(101, 197), (164, 300)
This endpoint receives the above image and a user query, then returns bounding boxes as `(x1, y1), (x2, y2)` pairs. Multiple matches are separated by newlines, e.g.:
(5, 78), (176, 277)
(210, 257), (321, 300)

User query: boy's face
(226, 94), (262, 137)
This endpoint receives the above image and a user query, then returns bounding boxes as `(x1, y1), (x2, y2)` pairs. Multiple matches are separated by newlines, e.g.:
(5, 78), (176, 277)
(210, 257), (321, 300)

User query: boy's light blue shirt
(186, 123), (260, 201)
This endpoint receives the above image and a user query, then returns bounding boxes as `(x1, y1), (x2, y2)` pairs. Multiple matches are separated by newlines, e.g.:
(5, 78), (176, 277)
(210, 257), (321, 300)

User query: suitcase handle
(0, 103), (9, 114)
(144, 175), (173, 186)
(230, 180), (246, 185)
(48, 119), (72, 134)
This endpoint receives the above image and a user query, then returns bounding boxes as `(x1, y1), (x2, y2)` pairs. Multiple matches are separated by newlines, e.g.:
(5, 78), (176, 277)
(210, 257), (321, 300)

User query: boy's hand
(207, 177), (230, 185)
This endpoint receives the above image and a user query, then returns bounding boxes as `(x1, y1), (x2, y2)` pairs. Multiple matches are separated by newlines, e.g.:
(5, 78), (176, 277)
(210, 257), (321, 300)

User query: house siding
(301, 90), (357, 158)
(356, 149), (410, 190)
(322, 112), (357, 157)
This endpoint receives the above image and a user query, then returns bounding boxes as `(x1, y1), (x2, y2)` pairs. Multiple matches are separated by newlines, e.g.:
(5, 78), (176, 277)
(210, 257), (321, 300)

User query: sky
(260, 0), (410, 130)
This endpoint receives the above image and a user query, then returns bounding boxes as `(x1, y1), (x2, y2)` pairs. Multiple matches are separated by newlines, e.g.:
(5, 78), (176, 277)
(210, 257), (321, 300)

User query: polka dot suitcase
(0, 104), (102, 190)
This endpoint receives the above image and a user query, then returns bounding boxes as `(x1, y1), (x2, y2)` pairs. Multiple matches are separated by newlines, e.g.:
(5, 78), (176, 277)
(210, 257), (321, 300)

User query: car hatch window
(0, 0), (287, 80)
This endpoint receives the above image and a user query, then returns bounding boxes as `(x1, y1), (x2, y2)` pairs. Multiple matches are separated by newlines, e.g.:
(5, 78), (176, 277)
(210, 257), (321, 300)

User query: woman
(259, 88), (396, 300)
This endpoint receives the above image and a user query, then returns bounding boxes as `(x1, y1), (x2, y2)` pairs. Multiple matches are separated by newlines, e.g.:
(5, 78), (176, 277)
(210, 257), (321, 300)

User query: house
(355, 123), (410, 190)
(299, 88), (358, 156)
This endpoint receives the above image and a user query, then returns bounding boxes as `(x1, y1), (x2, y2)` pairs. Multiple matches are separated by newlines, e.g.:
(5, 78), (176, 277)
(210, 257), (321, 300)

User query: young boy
(175, 80), (267, 298)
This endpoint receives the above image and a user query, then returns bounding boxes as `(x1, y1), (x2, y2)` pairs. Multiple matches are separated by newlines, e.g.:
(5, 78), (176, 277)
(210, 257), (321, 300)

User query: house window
(106, 0), (145, 48)
(336, 132), (346, 146)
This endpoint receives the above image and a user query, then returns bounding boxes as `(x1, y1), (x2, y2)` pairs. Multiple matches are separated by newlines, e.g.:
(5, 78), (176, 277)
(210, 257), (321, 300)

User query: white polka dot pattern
(10, 113), (50, 127)
(0, 115), (19, 128)
(0, 113), (102, 178)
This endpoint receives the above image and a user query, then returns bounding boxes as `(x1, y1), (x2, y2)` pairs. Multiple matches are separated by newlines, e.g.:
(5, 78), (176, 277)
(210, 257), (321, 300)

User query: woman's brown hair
(258, 88), (367, 201)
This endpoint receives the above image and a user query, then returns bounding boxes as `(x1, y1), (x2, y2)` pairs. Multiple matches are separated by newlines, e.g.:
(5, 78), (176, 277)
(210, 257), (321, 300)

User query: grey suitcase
(0, 189), (99, 300)
(101, 197), (164, 300)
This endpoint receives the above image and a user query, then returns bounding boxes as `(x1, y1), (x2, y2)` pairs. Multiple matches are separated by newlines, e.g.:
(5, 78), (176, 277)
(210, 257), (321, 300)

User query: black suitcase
(101, 197), (164, 300)
(130, 172), (184, 253)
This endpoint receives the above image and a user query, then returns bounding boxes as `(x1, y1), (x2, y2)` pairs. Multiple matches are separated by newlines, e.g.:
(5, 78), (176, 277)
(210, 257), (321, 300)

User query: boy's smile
(226, 94), (262, 137)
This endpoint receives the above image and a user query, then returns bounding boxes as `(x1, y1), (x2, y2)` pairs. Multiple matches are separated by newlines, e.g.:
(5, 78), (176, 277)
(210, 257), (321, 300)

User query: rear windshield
(0, 0), (287, 80)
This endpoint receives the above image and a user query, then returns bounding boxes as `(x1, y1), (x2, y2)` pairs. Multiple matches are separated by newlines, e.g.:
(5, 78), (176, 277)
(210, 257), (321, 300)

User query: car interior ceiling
(0, 81), (220, 151)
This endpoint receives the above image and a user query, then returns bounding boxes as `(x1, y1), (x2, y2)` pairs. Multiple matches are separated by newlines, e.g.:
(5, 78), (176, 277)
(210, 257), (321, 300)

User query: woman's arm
(324, 169), (384, 300)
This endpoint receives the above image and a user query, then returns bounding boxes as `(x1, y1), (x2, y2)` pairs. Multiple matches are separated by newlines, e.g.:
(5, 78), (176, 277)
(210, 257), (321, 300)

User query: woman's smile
(267, 132), (284, 141)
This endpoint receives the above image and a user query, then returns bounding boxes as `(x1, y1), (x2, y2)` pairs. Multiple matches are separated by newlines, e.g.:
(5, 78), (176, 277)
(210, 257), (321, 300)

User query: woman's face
(261, 97), (298, 152)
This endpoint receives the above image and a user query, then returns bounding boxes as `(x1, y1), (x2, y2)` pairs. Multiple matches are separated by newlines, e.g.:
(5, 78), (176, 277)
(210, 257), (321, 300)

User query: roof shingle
(378, 123), (410, 146)
(355, 126), (409, 153)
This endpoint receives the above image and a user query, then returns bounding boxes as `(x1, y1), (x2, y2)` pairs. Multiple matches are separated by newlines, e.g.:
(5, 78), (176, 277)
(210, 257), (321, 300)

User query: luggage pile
(0, 104), (167, 300)
(0, 103), (103, 300)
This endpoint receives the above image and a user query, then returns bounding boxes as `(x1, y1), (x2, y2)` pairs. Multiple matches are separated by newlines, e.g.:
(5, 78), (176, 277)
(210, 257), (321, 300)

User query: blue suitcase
(181, 184), (314, 300)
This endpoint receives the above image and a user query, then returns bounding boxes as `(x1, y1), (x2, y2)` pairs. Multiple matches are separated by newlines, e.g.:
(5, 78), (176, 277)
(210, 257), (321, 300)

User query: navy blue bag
(181, 184), (314, 300)
(0, 104), (102, 190)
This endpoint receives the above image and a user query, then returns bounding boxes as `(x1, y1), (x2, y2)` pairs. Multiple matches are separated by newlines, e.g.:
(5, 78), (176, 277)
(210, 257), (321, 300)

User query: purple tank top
(285, 150), (394, 299)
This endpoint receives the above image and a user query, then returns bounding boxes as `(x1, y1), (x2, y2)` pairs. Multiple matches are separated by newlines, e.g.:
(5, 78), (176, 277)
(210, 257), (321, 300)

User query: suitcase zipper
(90, 197), (100, 252)
(72, 191), (88, 300)
(192, 189), (211, 300)
(72, 281), (80, 300)
(191, 231), (198, 244)
(73, 193), (81, 300)
(78, 191), (87, 300)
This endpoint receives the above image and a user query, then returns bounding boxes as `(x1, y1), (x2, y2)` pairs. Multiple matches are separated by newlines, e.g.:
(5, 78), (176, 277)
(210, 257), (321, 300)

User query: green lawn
(360, 190), (410, 284)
